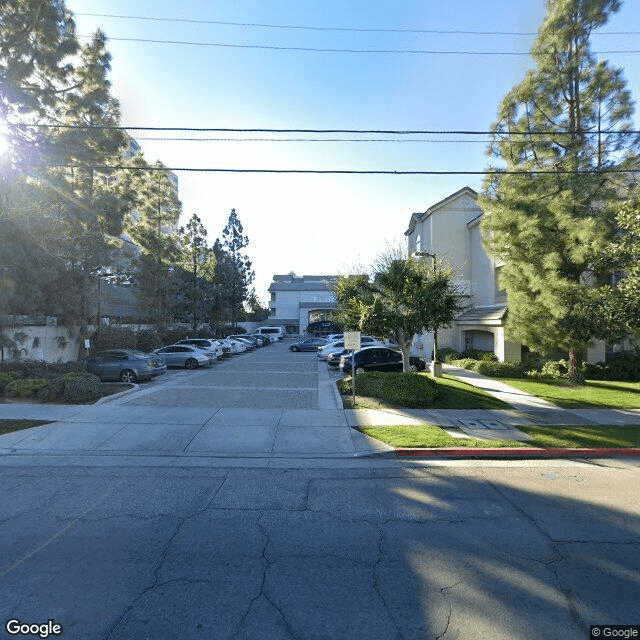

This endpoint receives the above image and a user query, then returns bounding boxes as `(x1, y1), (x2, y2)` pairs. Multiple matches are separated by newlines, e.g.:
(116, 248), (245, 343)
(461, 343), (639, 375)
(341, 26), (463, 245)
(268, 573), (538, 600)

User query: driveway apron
(0, 341), (391, 458)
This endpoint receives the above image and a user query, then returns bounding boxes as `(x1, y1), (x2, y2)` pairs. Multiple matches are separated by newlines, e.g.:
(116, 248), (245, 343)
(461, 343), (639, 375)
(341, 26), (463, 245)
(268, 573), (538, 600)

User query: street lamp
(414, 251), (442, 377)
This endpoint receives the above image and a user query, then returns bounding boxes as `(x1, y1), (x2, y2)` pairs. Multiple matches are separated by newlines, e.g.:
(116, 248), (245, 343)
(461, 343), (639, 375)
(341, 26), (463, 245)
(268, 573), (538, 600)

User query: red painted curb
(395, 447), (640, 458)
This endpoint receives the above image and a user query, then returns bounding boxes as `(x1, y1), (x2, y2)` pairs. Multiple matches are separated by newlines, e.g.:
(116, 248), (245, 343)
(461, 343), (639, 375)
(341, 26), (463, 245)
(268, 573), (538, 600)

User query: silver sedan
(153, 345), (212, 369)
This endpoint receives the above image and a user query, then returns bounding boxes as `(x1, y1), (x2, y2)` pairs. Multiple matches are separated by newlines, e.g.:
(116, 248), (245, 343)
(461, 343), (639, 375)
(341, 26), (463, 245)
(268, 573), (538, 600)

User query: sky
(65, 0), (640, 303)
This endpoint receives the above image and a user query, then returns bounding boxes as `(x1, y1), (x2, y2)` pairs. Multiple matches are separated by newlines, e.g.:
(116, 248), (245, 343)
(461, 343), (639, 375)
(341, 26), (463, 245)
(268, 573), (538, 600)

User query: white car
(224, 338), (246, 354)
(317, 336), (382, 359)
(175, 338), (224, 359)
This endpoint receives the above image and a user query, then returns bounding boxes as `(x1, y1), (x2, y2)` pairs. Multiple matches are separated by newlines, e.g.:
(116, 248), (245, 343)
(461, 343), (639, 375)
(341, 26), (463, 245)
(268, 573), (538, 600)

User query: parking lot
(126, 338), (336, 409)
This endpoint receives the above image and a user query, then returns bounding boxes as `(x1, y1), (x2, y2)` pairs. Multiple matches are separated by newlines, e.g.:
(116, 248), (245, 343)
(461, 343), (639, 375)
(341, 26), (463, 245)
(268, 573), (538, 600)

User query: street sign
(343, 331), (361, 351)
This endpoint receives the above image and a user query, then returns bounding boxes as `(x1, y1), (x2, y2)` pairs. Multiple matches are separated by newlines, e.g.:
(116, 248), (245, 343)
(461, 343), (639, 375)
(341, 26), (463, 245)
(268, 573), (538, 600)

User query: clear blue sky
(66, 0), (640, 302)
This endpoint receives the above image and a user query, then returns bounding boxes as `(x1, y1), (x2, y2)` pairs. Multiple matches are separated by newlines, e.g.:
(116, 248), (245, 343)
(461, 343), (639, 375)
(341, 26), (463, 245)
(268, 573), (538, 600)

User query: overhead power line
(75, 12), (640, 37)
(19, 124), (640, 135)
(46, 165), (640, 175)
(77, 34), (640, 56)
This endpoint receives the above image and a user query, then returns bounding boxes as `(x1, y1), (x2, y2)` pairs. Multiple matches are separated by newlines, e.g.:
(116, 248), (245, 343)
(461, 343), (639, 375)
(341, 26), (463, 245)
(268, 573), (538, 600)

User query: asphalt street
(0, 342), (639, 639)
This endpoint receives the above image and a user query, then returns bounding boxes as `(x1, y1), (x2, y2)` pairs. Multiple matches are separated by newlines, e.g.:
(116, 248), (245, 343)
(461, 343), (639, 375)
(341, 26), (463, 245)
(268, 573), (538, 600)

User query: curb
(395, 447), (640, 458)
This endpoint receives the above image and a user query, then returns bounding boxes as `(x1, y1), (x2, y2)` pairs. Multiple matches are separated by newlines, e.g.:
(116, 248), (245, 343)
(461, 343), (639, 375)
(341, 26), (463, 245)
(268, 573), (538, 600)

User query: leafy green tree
(334, 248), (465, 373)
(176, 213), (216, 330)
(479, 0), (640, 383)
(119, 156), (182, 328)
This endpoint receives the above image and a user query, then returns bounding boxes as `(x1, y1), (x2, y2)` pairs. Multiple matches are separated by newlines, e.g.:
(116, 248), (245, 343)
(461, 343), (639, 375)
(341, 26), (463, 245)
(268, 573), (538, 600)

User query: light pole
(415, 251), (442, 377)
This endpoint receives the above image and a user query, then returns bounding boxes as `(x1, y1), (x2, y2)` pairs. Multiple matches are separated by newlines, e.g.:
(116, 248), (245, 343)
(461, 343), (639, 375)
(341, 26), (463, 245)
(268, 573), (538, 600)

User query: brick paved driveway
(128, 340), (321, 409)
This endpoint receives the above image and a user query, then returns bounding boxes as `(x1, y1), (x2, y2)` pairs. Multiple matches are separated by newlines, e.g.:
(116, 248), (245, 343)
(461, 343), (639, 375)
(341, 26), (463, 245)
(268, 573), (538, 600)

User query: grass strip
(359, 425), (530, 448)
(494, 378), (640, 409)
(0, 420), (49, 436)
(359, 424), (640, 449)
(518, 425), (640, 448)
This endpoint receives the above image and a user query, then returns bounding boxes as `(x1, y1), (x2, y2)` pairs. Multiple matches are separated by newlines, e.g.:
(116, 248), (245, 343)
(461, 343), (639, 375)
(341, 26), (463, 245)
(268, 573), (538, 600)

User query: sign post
(343, 331), (361, 405)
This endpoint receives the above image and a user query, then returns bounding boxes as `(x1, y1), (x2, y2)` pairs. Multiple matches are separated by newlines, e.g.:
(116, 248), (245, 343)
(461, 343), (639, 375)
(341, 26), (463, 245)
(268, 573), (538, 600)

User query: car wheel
(409, 363), (418, 373)
(120, 369), (137, 383)
(291, 345), (300, 352)
(185, 358), (198, 369)
(355, 367), (365, 375)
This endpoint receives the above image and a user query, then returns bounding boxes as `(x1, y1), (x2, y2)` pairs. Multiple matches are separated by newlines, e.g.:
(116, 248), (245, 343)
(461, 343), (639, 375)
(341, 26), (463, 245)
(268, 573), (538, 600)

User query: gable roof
(405, 186), (479, 236)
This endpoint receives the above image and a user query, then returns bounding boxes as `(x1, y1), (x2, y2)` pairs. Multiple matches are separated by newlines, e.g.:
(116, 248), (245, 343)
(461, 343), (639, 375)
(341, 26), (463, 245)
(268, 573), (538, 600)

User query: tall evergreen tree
(176, 213), (216, 330)
(119, 156), (182, 328)
(479, 0), (640, 382)
(218, 209), (254, 330)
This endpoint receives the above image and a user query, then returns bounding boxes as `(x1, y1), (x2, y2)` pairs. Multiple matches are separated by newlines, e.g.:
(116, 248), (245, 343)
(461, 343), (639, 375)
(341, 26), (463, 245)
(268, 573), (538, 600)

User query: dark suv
(339, 347), (425, 375)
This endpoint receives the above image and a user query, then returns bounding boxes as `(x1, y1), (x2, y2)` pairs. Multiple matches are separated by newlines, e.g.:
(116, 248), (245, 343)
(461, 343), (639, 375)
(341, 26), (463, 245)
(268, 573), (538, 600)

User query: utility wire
(77, 34), (640, 55)
(74, 12), (640, 37)
(17, 124), (640, 135)
(44, 165), (640, 175)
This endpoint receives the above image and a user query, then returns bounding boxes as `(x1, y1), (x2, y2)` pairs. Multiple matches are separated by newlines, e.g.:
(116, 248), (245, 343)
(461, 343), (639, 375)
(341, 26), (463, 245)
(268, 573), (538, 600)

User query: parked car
(175, 338), (224, 359)
(224, 338), (246, 354)
(317, 335), (381, 359)
(153, 345), (212, 369)
(84, 349), (167, 383)
(227, 335), (256, 350)
(289, 337), (328, 352)
(249, 333), (270, 347)
(255, 326), (285, 342)
(339, 347), (426, 375)
(326, 348), (349, 367)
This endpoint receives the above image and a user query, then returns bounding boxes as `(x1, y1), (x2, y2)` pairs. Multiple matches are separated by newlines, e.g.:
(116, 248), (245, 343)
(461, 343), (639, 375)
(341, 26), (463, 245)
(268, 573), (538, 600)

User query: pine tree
(218, 209), (255, 330)
(176, 213), (216, 330)
(119, 156), (182, 328)
(479, 0), (640, 383)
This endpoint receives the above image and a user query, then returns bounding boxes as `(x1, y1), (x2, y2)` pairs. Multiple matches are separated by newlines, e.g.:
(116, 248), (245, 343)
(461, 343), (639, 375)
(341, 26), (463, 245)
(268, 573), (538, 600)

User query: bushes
(5, 378), (49, 398)
(35, 372), (102, 403)
(449, 357), (527, 378)
(338, 371), (438, 408)
(585, 350), (640, 381)
(61, 373), (102, 403)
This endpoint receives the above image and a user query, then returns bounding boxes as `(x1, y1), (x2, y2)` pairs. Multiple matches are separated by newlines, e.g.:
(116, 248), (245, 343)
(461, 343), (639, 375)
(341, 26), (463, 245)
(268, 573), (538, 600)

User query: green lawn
(0, 420), (48, 436)
(360, 424), (640, 449)
(360, 425), (529, 448)
(342, 373), (511, 410)
(429, 374), (511, 409)
(495, 378), (640, 409)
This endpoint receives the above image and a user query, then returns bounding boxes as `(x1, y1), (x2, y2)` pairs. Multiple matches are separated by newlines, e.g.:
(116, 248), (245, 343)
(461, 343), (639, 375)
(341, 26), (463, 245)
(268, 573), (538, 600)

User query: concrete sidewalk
(0, 360), (638, 460)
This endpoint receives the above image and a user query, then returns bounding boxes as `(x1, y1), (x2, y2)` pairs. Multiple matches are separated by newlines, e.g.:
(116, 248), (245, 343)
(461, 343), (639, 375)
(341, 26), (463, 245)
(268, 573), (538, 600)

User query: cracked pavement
(1, 460), (638, 639)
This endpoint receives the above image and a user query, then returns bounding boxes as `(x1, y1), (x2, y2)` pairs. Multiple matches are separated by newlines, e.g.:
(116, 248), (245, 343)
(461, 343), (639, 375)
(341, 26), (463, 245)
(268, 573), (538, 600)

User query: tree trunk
(568, 347), (585, 385)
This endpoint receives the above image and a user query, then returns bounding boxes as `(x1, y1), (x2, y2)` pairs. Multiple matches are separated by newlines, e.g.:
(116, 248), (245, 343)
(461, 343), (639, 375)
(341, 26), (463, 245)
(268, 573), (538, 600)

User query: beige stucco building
(404, 186), (522, 362)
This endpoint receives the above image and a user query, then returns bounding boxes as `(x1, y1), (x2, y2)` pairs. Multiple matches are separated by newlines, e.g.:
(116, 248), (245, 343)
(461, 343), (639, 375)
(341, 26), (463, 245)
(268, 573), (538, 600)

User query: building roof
(454, 305), (507, 326)
(405, 186), (479, 236)
(269, 274), (337, 292)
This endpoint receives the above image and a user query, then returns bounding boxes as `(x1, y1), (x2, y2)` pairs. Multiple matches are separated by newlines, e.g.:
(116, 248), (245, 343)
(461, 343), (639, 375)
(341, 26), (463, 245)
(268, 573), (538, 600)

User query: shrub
(89, 326), (137, 353)
(540, 359), (570, 379)
(460, 349), (498, 362)
(61, 373), (102, 404)
(437, 348), (461, 363)
(0, 372), (16, 392)
(450, 357), (527, 378)
(585, 350), (640, 381)
(37, 376), (66, 402)
(135, 328), (162, 353)
(2, 360), (84, 380)
(338, 371), (438, 408)
(5, 378), (49, 398)
(473, 360), (527, 378)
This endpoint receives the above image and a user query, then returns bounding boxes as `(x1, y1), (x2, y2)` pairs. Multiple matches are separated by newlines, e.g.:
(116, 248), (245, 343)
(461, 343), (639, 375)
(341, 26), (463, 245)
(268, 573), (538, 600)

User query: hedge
(337, 371), (438, 408)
